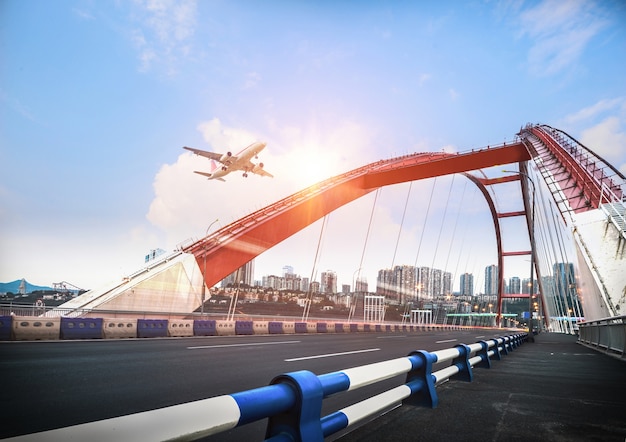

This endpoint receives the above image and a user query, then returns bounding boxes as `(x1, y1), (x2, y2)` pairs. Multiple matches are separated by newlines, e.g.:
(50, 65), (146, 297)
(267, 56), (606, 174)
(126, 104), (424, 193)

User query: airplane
(183, 141), (274, 182)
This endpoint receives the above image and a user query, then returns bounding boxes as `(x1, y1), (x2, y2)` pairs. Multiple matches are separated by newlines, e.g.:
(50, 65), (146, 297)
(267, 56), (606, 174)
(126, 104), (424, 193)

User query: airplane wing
(239, 158), (273, 178)
(183, 146), (224, 162)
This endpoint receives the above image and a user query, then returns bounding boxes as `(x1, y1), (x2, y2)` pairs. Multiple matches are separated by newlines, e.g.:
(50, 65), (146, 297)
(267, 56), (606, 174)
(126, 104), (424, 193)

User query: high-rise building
(442, 271), (452, 296)
(460, 273), (474, 296)
(417, 267), (432, 299)
(222, 260), (255, 287)
(321, 270), (337, 294)
(355, 276), (368, 293)
(508, 276), (521, 294)
(484, 265), (498, 295)
(431, 268), (442, 297)
(282, 265), (294, 277)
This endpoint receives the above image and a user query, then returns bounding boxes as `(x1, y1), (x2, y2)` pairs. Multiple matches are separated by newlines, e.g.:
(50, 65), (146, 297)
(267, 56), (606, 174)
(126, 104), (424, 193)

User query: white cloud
(146, 117), (377, 255)
(565, 98), (625, 124)
(518, 0), (608, 76)
(129, 0), (198, 73)
(579, 117), (626, 172)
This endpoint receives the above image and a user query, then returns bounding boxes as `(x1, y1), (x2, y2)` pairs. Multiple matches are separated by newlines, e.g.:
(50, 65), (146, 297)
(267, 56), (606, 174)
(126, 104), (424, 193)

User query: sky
(1, 0), (625, 294)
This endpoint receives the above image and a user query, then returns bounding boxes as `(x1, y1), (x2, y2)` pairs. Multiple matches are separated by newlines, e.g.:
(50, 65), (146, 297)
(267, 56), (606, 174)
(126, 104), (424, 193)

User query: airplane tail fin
(209, 159), (219, 173)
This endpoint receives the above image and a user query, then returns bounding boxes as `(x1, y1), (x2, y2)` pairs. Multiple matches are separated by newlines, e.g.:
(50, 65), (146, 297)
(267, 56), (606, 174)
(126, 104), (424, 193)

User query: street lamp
(201, 218), (219, 316)
(504, 168), (536, 342)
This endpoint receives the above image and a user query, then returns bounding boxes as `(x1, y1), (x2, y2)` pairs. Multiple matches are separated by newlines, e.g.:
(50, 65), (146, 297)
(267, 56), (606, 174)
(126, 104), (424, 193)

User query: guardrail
(4, 333), (526, 441)
(577, 315), (626, 359)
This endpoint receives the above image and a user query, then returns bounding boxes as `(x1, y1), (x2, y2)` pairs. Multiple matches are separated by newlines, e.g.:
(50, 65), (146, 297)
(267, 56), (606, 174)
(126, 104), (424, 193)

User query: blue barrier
(236, 320), (254, 335)
(193, 320), (217, 336)
(317, 322), (328, 333)
(26, 333), (527, 440)
(295, 322), (308, 333)
(0, 315), (13, 340)
(137, 319), (168, 338)
(350, 323), (358, 333)
(268, 321), (283, 334)
(60, 317), (103, 340)
(335, 323), (345, 333)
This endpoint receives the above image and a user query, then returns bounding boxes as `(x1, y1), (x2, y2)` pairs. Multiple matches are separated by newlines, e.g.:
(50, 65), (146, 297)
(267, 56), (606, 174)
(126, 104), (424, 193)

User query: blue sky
(1, 0), (625, 293)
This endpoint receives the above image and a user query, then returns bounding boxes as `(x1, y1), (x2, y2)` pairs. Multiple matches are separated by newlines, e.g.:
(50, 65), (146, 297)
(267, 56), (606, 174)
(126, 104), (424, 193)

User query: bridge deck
(338, 333), (626, 442)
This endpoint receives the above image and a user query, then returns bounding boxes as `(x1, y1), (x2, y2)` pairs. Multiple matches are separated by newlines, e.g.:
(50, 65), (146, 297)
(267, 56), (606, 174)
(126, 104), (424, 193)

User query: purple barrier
(295, 322), (308, 333)
(364, 324), (372, 332)
(236, 320), (254, 335)
(137, 319), (168, 338)
(385, 325), (392, 332)
(0, 316), (13, 340)
(316, 322), (328, 333)
(375, 324), (383, 332)
(60, 317), (103, 340)
(193, 320), (217, 336)
(394, 325), (401, 332)
(335, 323), (345, 333)
(268, 322), (283, 334)
(349, 323), (359, 333)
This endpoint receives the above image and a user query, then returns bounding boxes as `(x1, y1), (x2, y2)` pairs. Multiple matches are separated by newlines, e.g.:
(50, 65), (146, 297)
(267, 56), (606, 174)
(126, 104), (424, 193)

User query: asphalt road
(0, 329), (511, 440)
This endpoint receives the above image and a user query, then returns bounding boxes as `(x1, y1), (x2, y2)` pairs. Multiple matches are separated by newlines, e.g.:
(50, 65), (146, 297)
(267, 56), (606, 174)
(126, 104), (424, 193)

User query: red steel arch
(184, 142), (531, 292)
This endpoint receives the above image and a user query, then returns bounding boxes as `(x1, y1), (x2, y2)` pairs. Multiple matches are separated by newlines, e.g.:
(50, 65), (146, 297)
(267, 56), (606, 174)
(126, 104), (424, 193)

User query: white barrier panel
(168, 319), (194, 337)
(282, 322), (296, 334)
(215, 320), (236, 336)
(103, 318), (137, 339)
(306, 322), (318, 333)
(253, 321), (269, 335)
(12, 316), (61, 340)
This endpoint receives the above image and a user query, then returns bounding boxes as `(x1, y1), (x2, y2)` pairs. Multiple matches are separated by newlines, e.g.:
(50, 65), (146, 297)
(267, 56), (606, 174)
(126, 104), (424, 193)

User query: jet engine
(220, 152), (232, 163)
(252, 163), (264, 173)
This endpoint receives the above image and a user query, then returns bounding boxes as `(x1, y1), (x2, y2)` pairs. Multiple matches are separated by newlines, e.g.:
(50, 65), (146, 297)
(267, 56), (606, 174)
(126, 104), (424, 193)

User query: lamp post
(504, 168), (536, 342)
(201, 219), (219, 316)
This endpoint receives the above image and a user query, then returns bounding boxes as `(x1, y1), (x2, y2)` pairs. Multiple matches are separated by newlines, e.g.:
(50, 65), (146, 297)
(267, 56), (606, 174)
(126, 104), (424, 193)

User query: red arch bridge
(51, 124), (625, 334)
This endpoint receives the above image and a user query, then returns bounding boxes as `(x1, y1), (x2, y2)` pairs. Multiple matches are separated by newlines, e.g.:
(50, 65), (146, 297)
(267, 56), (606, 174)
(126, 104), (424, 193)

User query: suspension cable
(302, 215), (329, 322)
(349, 188), (380, 322)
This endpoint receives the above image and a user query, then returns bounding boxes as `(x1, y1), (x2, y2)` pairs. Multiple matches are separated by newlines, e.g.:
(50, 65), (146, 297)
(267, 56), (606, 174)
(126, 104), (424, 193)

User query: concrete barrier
(137, 319), (168, 338)
(385, 325), (393, 332)
(235, 320), (254, 335)
(316, 322), (328, 333)
(193, 320), (217, 336)
(364, 324), (372, 332)
(294, 322), (307, 333)
(306, 322), (318, 333)
(215, 320), (236, 336)
(0, 315), (13, 340)
(268, 322), (283, 334)
(60, 317), (103, 340)
(349, 323), (359, 333)
(282, 322), (296, 334)
(168, 320), (194, 337)
(253, 321), (269, 335)
(375, 324), (383, 332)
(12, 317), (61, 340)
(103, 319), (137, 339)
(335, 323), (345, 333)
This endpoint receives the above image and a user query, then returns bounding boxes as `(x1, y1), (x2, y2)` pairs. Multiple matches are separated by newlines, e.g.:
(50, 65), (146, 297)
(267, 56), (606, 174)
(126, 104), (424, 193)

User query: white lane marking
(187, 340), (301, 350)
(475, 335), (486, 339)
(285, 348), (380, 362)
(435, 339), (457, 344)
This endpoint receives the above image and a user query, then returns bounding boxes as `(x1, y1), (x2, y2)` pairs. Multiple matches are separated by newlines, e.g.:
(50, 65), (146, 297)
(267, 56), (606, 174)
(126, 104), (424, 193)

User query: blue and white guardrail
(4, 333), (527, 441)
